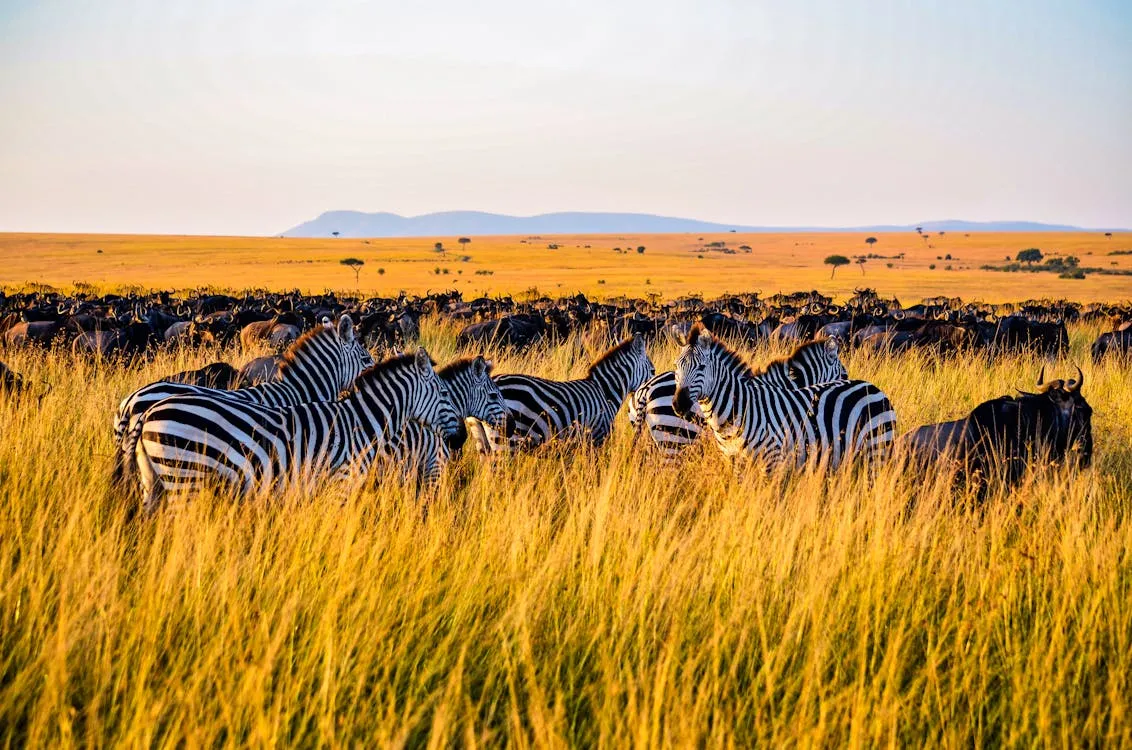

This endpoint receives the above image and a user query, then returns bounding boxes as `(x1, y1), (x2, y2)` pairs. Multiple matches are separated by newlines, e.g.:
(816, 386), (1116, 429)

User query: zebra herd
(110, 316), (904, 514)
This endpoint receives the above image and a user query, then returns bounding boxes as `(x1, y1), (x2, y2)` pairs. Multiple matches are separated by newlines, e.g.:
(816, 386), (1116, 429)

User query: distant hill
(281, 211), (1116, 238)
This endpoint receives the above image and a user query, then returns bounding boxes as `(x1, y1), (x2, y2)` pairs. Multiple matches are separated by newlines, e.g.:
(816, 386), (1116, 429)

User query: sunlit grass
(1, 325), (1129, 745)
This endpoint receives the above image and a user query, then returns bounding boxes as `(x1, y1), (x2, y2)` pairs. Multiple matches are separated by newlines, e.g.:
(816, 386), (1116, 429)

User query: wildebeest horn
(1067, 365), (1084, 394)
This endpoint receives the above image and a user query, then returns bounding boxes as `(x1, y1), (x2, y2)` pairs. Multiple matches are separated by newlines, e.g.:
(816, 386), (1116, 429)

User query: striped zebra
(629, 337), (848, 459)
(134, 349), (459, 511)
(112, 316), (373, 488)
(376, 355), (508, 482)
(434, 356), (508, 450)
(673, 325), (895, 469)
(467, 335), (654, 452)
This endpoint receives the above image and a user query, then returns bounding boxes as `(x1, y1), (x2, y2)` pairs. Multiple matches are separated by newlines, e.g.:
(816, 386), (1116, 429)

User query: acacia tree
(458, 237), (472, 248)
(856, 257), (868, 275)
(332, 231), (340, 238)
(1016, 248), (1043, 264)
(824, 254), (850, 279)
(340, 257), (364, 286)
(865, 236), (877, 249)
(434, 241), (444, 252)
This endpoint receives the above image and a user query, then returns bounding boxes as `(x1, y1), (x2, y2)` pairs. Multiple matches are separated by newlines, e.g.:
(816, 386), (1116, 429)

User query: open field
(2, 319), (1130, 745)
(2, 231), (1131, 302)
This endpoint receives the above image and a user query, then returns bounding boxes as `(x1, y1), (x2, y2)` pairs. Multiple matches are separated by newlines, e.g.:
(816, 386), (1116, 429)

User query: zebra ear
(472, 355), (488, 377)
(414, 348), (433, 372)
(632, 334), (645, 352)
(337, 315), (355, 341)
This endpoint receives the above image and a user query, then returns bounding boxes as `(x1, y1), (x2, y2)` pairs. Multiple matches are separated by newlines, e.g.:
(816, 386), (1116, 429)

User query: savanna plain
(1, 231), (1131, 746)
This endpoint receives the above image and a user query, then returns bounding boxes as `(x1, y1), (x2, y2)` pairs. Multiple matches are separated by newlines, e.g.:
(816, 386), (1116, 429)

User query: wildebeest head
(972, 366), (1093, 476)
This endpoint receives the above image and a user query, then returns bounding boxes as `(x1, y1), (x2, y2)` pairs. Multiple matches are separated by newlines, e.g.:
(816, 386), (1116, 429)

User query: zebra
(467, 335), (655, 453)
(672, 325), (895, 469)
(374, 355), (508, 482)
(434, 356), (508, 450)
(112, 316), (373, 488)
(133, 349), (459, 511)
(629, 337), (849, 459)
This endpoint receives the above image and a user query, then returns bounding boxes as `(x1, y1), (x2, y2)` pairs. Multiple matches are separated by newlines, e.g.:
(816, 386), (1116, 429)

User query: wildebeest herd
(0, 287), (1125, 512)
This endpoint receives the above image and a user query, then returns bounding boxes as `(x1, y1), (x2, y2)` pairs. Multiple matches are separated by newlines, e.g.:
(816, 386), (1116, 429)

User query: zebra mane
(437, 357), (492, 379)
(687, 323), (760, 379)
(586, 337), (638, 377)
(753, 339), (831, 377)
(277, 325), (339, 375)
(353, 352), (420, 386)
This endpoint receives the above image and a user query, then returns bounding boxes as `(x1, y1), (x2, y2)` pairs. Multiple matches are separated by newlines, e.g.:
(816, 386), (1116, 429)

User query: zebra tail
(110, 418), (145, 502)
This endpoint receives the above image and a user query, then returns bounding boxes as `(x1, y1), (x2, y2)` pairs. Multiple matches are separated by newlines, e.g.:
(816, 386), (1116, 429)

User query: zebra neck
(587, 360), (633, 407)
(702, 356), (755, 435)
(341, 387), (413, 451)
(440, 372), (470, 418)
(277, 355), (342, 401)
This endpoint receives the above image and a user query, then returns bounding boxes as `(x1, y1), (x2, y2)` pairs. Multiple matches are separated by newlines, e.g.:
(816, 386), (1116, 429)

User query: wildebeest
(1092, 327), (1132, 360)
(163, 362), (240, 389)
(903, 368), (1092, 486)
(0, 360), (27, 394)
(235, 355), (283, 387)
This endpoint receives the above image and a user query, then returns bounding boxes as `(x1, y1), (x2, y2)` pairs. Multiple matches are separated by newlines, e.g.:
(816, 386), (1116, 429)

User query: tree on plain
(825, 254), (850, 279)
(865, 237), (877, 249)
(434, 241), (444, 252)
(458, 237), (472, 248)
(340, 257), (364, 286)
(332, 231), (340, 238)
(1016, 248), (1043, 264)
(856, 257), (868, 275)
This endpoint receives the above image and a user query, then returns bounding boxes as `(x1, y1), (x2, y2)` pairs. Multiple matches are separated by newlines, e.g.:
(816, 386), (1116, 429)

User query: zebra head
(438, 355), (506, 426)
(785, 336), (847, 385)
(588, 335), (655, 406)
(673, 324), (720, 419)
(335, 315), (377, 381)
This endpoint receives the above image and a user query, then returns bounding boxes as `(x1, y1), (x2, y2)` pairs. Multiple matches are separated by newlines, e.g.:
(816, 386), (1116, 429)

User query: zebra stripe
(630, 337), (848, 458)
(134, 349), (458, 511)
(468, 336), (654, 452)
(673, 325), (895, 469)
(113, 316), (373, 486)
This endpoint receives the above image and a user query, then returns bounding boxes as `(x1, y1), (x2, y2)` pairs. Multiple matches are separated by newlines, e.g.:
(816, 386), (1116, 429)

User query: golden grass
(1, 321), (1130, 746)
(2, 230), (1131, 302)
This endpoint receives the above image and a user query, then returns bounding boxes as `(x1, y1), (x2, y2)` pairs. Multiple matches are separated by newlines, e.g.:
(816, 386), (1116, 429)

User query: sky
(0, 0), (1129, 235)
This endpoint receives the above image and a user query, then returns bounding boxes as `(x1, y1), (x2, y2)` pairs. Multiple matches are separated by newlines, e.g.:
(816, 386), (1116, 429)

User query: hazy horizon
(2, 0), (1130, 235)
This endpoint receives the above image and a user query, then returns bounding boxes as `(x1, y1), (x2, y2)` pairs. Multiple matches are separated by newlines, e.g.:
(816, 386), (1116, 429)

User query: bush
(1016, 248), (1043, 264)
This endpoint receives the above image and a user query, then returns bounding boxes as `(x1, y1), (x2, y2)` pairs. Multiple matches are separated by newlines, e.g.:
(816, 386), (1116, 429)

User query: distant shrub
(929, 264), (936, 270)
(597, 279), (606, 285)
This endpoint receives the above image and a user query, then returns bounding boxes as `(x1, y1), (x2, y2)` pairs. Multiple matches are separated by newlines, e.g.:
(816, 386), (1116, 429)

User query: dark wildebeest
(1092, 328), (1132, 360)
(162, 362), (240, 389)
(240, 316), (302, 352)
(235, 355), (283, 387)
(4, 321), (62, 348)
(903, 368), (1092, 487)
(0, 360), (28, 394)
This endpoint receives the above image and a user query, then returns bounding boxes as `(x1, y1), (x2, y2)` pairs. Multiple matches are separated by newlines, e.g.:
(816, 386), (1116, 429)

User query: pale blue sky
(1, 0), (1129, 234)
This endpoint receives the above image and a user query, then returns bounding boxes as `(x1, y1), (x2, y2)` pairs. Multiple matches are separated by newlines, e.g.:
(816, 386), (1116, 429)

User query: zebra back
(631, 337), (847, 458)
(472, 336), (654, 452)
(112, 316), (372, 488)
(673, 324), (895, 468)
(135, 348), (455, 508)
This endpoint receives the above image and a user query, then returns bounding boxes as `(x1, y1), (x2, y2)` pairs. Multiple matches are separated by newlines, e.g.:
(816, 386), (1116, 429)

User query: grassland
(2, 230), (1131, 302)
(2, 319), (1130, 746)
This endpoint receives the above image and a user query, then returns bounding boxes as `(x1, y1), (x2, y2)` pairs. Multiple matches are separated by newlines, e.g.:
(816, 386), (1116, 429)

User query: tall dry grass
(1, 322), (1130, 746)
